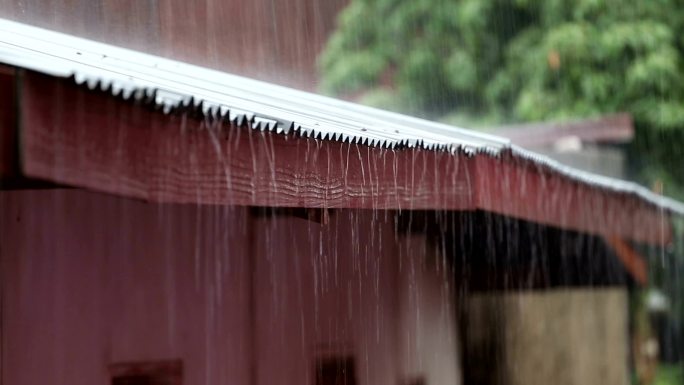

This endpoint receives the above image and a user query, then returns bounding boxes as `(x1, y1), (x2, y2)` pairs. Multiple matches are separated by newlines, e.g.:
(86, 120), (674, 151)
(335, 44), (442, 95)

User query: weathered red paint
(0, 65), (16, 178)
(18, 72), (473, 210)
(472, 154), (669, 245)
(16, 71), (672, 244)
(0, 188), (457, 385)
(0, 0), (346, 90)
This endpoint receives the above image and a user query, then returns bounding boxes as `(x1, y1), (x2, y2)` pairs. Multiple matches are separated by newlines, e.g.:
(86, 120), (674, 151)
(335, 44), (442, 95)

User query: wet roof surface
(1, 18), (683, 216)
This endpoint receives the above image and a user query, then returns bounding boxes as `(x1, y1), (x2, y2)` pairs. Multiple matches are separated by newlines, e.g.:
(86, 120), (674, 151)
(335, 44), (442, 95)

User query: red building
(0, 19), (682, 385)
(0, 0), (347, 90)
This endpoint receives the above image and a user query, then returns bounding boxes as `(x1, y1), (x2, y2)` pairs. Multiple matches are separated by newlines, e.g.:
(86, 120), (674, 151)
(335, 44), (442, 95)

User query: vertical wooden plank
(158, 0), (209, 64)
(0, 0), (105, 41)
(0, 0), (62, 28)
(0, 65), (16, 180)
(159, 0), (348, 89)
(101, 0), (161, 53)
(0, 0), (348, 90)
(0, 189), (253, 385)
(0, 1), (161, 55)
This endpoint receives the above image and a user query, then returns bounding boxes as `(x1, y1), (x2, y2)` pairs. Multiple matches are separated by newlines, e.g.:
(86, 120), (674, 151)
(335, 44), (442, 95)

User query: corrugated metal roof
(490, 113), (634, 147)
(1, 18), (683, 217)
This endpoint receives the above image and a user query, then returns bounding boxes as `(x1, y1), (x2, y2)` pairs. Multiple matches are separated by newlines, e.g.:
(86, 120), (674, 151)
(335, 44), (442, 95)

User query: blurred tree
(319, 0), (684, 198)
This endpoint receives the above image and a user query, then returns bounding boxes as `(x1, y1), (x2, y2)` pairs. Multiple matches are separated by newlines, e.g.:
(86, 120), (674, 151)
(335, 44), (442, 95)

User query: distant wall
(534, 145), (626, 180)
(397, 234), (462, 385)
(463, 289), (629, 385)
(0, 0), (348, 89)
(0, 189), (461, 385)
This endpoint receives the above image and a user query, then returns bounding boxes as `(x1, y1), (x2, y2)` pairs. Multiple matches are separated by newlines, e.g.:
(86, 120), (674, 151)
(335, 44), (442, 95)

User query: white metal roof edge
(510, 145), (684, 217)
(1, 18), (683, 218)
(0, 18), (507, 152)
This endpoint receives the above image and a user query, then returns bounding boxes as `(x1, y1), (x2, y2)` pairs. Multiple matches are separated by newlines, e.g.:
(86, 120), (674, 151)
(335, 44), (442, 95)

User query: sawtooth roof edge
(510, 145), (684, 217)
(1, 18), (683, 218)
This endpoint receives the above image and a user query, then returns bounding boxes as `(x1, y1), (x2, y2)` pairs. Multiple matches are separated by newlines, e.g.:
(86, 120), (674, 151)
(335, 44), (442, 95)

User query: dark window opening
(401, 376), (426, 385)
(110, 360), (182, 385)
(112, 375), (153, 385)
(315, 356), (357, 385)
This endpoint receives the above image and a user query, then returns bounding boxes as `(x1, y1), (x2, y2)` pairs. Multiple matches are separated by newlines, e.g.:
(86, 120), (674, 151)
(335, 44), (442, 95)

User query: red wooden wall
(0, 188), (460, 385)
(0, 65), (16, 179)
(0, 0), (347, 89)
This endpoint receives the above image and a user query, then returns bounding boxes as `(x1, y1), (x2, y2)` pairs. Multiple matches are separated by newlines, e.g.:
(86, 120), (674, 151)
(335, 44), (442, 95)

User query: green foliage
(319, 0), (684, 196)
(654, 364), (683, 385)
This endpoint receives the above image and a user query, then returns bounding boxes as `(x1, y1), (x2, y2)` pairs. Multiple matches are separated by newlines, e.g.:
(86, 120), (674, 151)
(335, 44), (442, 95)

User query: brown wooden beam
(19, 72), (473, 211)
(18, 71), (671, 245)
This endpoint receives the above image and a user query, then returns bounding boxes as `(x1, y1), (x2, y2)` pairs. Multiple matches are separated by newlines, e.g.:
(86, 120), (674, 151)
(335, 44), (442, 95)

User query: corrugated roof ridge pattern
(1, 18), (683, 217)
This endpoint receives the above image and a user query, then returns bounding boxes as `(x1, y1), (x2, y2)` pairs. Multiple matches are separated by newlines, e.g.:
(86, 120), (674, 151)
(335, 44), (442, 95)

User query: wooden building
(490, 113), (635, 179)
(1, 19), (682, 385)
(0, 0), (347, 89)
